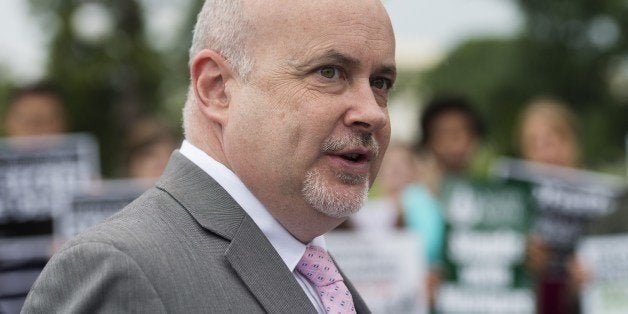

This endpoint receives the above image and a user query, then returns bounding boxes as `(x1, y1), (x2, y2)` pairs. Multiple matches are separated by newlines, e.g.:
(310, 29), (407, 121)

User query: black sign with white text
(0, 134), (99, 235)
(493, 158), (626, 275)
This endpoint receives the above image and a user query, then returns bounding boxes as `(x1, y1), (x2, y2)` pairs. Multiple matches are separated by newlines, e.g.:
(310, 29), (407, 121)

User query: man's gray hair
(183, 0), (252, 138)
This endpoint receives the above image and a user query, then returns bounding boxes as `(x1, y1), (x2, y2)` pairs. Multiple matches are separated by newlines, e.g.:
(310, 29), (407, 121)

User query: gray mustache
(321, 133), (379, 158)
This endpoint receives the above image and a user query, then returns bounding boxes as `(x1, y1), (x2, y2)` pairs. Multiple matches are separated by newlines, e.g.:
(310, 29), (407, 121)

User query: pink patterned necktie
(296, 245), (356, 314)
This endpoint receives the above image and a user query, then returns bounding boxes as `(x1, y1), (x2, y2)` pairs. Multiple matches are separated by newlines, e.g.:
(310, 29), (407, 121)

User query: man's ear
(190, 49), (235, 125)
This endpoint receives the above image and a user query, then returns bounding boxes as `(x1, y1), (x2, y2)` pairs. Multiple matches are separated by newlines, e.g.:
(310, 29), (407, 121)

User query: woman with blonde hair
(518, 97), (580, 168)
(517, 97), (585, 314)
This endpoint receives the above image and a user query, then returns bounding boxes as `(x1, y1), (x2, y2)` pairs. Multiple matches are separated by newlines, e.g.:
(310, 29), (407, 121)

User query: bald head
(183, 0), (395, 148)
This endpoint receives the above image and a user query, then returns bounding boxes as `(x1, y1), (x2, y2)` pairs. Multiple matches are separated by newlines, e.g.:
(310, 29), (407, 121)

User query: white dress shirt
(179, 140), (326, 313)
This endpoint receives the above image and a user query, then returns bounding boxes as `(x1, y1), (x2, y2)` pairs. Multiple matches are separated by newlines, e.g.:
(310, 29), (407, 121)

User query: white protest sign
(326, 231), (427, 314)
(437, 284), (534, 314)
(578, 234), (628, 314)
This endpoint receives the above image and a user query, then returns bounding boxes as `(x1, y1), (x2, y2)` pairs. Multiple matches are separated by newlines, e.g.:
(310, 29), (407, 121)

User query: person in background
(22, 0), (395, 312)
(401, 95), (486, 308)
(0, 83), (70, 313)
(517, 97), (585, 314)
(518, 98), (580, 168)
(0, 82), (70, 234)
(125, 117), (180, 180)
(2, 83), (68, 138)
(418, 96), (485, 177)
(401, 148), (444, 308)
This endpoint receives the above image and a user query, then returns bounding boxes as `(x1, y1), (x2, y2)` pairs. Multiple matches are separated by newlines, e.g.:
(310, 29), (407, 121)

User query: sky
(0, 0), (48, 83)
(0, 0), (521, 83)
(385, 0), (522, 68)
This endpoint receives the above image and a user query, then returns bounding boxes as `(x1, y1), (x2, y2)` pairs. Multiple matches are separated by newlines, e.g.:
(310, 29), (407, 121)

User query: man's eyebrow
(293, 49), (397, 78)
(377, 64), (397, 78)
(322, 50), (361, 68)
(293, 49), (360, 71)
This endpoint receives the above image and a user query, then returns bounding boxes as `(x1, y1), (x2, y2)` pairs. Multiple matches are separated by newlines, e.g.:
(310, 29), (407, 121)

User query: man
(2, 83), (68, 137)
(22, 0), (396, 313)
(404, 96), (485, 308)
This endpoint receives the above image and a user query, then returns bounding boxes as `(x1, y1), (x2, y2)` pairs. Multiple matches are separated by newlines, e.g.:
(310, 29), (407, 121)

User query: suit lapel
(156, 152), (316, 313)
(156, 151), (244, 239)
(226, 215), (316, 313)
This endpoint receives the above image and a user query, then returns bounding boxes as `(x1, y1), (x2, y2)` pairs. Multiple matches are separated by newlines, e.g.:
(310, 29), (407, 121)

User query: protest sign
(493, 158), (625, 275)
(0, 134), (99, 229)
(0, 235), (52, 313)
(0, 134), (99, 312)
(0, 134), (99, 240)
(578, 234), (628, 314)
(437, 178), (535, 314)
(326, 231), (427, 314)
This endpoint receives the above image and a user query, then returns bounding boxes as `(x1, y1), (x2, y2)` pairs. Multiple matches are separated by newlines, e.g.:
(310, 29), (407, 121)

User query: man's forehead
(245, 0), (390, 30)
(245, 0), (386, 12)
(245, 0), (395, 63)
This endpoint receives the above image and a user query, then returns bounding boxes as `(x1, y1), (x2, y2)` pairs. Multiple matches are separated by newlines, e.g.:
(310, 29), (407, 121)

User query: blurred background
(2, 0), (626, 177)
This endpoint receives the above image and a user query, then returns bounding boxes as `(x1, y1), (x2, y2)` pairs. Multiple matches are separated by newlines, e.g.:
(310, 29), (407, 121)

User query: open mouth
(339, 153), (369, 163)
(326, 148), (373, 176)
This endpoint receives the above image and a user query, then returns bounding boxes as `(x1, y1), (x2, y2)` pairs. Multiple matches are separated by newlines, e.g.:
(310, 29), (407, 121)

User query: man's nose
(343, 81), (388, 133)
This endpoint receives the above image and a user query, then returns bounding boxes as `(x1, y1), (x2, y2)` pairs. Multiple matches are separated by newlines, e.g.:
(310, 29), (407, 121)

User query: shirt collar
(179, 140), (326, 271)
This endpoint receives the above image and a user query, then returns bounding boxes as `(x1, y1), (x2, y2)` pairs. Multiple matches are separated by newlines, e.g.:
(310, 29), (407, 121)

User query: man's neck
(262, 200), (346, 243)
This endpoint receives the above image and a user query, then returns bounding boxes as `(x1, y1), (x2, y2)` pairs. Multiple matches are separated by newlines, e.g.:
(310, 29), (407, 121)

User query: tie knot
(296, 246), (343, 287)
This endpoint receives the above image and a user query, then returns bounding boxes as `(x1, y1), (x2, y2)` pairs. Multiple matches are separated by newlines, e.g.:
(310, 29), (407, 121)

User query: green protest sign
(437, 178), (535, 314)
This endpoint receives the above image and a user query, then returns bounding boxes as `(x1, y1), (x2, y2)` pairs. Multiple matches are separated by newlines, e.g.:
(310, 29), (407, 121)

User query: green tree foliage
(26, 0), (191, 176)
(423, 0), (628, 170)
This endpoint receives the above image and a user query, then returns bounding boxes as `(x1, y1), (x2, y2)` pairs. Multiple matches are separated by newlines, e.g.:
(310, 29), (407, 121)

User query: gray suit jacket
(22, 152), (369, 313)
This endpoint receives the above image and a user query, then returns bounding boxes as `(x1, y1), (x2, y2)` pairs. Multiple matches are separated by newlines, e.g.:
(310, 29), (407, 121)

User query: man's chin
(336, 172), (369, 186)
(302, 170), (369, 219)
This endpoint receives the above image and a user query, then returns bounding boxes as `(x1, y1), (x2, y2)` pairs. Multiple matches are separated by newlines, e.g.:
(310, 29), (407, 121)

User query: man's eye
(371, 77), (393, 90)
(319, 66), (339, 79)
